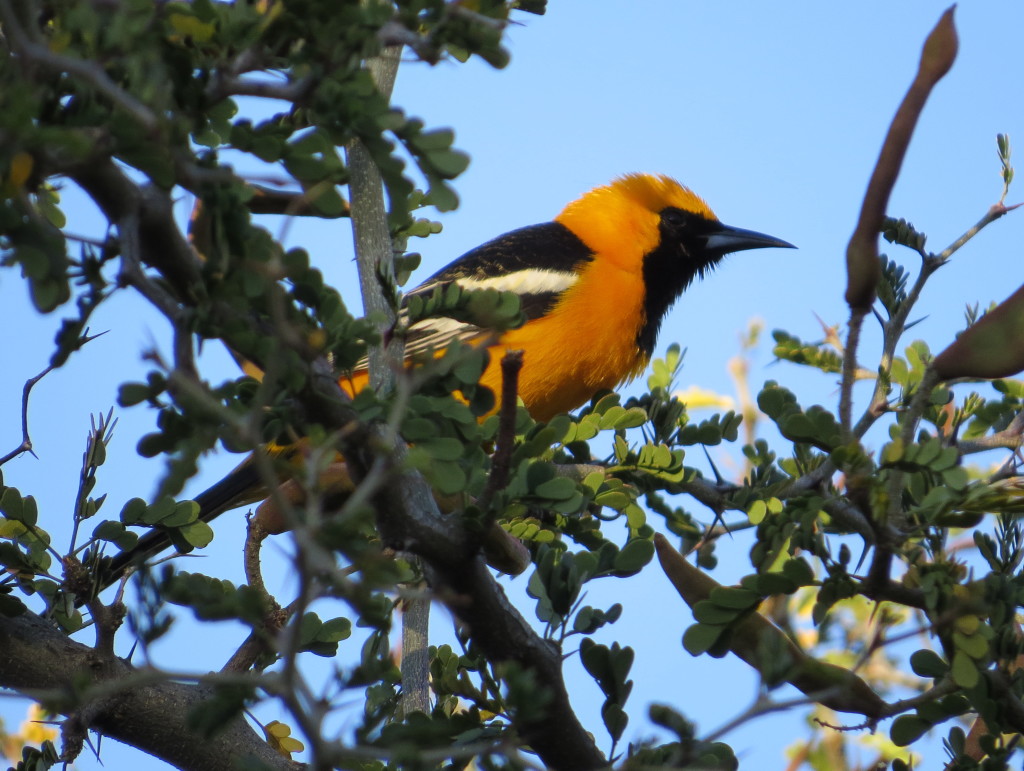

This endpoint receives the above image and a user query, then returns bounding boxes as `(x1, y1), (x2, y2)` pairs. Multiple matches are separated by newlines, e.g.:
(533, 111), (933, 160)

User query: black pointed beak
(704, 222), (796, 259)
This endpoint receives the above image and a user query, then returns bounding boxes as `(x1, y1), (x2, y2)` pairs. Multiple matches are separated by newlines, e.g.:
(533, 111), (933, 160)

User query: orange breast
(478, 256), (648, 421)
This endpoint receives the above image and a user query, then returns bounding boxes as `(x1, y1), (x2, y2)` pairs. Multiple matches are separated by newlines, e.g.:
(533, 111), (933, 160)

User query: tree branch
(0, 361), (56, 466)
(246, 184), (350, 218)
(0, 609), (294, 770)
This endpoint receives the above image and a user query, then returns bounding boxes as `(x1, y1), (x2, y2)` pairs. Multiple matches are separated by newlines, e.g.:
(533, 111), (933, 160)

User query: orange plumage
(342, 173), (786, 421)
(98, 173), (792, 589)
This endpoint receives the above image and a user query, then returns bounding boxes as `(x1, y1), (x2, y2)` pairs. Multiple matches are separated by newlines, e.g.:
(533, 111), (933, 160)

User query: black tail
(90, 461), (267, 600)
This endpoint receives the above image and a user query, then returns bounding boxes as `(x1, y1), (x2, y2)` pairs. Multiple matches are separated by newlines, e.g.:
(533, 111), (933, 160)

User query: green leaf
(613, 539), (653, 574)
(952, 630), (989, 661)
(18, 495), (38, 527)
(187, 685), (253, 738)
(579, 637), (608, 679)
(750, 573), (798, 596)
(119, 383), (153, 407)
(299, 612), (323, 645)
(120, 497), (148, 525)
(880, 438), (905, 462)
(319, 617), (352, 643)
(781, 557), (815, 586)
(692, 601), (742, 625)
(310, 186), (347, 218)
(163, 500), (200, 528)
(425, 182), (458, 212)
(426, 149), (470, 178)
(909, 649), (948, 678)
(950, 650), (979, 688)
(682, 623), (725, 656)
(412, 129), (455, 152)
(771, 329), (843, 374)
(426, 460), (467, 496)
(143, 496), (176, 524)
(890, 714), (931, 746)
(942, 466), (969, 490)
(93, 520), (127, 542)
(418, 438), (464, 462)
(1, 488), (26, 523)
(533, 477), (577, 501)
(747, 500), (767, 524)
(611, 407), (648, 430)
(594, 490), (632, 510)
(708, 586), (760, 610)
(601, 701), (628, 742)
(179, 521), (214, 549)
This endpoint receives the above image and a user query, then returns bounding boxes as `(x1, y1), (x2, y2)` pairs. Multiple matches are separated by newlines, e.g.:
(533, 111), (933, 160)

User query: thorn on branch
(0, 361), (60, 466)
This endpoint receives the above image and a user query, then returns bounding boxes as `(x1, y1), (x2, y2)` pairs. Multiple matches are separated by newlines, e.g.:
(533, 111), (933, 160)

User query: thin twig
(246, 184), (350, 218)
(0, 363), (57, 466)
(221, 594), (297, 675)
(212, 74), (315, 103)
(478, 350), (523, 512)
(243, 519), (274, 602)
(857, 576), (928, 610)
(937, 201), (1022, 262)
(701, 691), (847, 746)
(839, 309), (868, 439)
(958, 410), (1024, 455)
(850, 202), (1017, 443)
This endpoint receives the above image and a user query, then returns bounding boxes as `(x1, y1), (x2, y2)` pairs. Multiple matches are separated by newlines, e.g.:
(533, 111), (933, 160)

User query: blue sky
(3, 2), (1024, 768)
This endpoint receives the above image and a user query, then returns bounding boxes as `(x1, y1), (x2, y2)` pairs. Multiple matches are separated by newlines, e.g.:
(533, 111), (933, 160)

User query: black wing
(398, 222), (594, 357)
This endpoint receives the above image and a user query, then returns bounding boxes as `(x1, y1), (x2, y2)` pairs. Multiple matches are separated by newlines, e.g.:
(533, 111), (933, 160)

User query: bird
(93, 173), (794, 595)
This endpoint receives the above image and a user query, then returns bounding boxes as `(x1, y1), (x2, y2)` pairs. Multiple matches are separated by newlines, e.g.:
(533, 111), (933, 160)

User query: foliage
(1, 3), (1024, 771)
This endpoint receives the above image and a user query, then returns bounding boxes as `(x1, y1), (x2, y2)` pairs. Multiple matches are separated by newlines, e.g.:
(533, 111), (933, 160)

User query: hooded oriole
(98, 173), (793, 591)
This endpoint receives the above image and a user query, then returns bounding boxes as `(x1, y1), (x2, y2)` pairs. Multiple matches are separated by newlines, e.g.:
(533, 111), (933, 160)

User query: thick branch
(422, 556), (607, 770)
(71, 161), (205, 303)
(0, 610), (293, 771)
(347, 45), (405, 385)
(343, 41), (435, 722)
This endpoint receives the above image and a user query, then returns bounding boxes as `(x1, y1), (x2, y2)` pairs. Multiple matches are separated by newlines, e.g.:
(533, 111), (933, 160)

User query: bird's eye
(660, 207), (692, 231)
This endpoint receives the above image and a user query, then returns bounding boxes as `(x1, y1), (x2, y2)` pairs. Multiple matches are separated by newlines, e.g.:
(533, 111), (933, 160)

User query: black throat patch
(637, 208), (726, 357)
